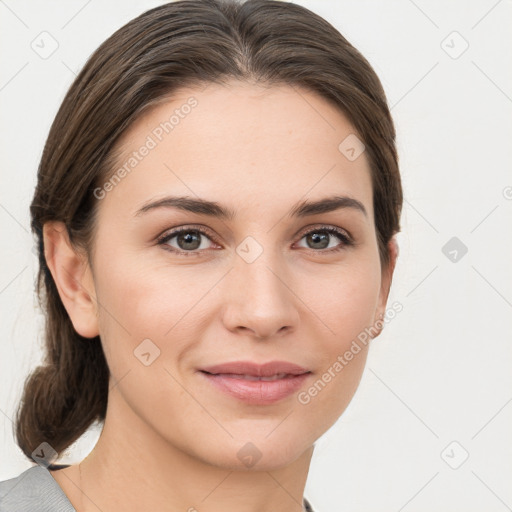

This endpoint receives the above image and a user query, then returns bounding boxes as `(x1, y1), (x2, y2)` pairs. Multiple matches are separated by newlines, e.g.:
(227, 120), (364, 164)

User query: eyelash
(156, 224), (354, 257)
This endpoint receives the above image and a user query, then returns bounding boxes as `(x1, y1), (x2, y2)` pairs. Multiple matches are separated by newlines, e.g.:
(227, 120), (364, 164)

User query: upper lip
(200, 360), (310, 377)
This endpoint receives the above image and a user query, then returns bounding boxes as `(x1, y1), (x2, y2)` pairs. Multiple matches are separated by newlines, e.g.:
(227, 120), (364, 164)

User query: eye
(157, 225), (218, 256)
(157, 224), (353, 256)
(295, 225), (353, 253)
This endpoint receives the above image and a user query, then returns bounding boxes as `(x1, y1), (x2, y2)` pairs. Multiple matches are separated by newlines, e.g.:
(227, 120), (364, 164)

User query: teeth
(219, 372), (289, 381)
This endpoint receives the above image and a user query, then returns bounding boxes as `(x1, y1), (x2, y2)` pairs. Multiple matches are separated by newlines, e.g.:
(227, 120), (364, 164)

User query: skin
(44, 80), (398, 512)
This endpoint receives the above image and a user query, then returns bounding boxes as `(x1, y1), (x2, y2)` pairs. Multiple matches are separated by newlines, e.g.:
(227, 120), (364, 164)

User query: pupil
(179, 231), (200, 250)
(309, 232), (328, 249)
(175, 230), (331, 251)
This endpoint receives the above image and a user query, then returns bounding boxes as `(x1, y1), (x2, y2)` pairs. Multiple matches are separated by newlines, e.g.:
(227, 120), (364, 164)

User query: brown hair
(16, 0), (403, 462)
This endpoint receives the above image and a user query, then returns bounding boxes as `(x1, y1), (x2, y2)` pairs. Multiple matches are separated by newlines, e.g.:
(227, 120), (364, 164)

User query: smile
(199, 370), (311, 404)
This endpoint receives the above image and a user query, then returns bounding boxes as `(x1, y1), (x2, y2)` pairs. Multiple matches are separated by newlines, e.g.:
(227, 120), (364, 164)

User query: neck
(76, 386), (314, 512)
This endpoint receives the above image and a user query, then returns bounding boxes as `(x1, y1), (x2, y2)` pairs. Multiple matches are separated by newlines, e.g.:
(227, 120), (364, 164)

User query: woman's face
(74, 80), (395, 470)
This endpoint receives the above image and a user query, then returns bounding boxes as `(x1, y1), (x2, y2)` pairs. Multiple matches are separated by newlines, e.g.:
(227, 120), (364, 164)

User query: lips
(199, 360), (311, 404)
(212, 372), (290, 381)
(200, 360), (310, 377)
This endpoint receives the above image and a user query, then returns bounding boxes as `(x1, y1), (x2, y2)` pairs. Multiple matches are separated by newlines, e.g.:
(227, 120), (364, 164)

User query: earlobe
(373, 235), (400, 338)
(43, 221), (99, 339)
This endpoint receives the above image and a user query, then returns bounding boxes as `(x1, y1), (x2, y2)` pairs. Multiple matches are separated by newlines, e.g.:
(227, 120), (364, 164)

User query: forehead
(99, 80), (374, 221)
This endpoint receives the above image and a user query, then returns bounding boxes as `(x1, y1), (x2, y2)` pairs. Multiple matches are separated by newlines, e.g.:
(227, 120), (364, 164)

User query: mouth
(201, 372), (299, 381)
(200, 360), (310, 377)
(198, 361), (312, 404)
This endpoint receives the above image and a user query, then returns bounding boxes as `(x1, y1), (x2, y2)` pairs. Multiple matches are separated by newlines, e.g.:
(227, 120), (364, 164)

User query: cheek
(305, 259), (381, 347)
(298, 346), (369, 442)
(93, 251), (215, 382)
(92, 261), (196, 418)
(95, 245), (182, 328)
(294, 261), (379, 427)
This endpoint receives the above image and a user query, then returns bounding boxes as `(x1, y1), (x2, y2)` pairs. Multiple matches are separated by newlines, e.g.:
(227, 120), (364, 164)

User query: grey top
(0, 465), (75, 512)
(0, 465), (315, 511)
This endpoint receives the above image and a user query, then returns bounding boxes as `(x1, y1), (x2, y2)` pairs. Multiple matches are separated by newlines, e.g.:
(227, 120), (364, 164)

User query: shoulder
(0, 465), (76, 512)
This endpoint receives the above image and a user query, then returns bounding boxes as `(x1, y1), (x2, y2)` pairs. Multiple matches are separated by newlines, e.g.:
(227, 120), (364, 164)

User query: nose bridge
(234, 233), (287, 298)
(222, 233), (299, 337)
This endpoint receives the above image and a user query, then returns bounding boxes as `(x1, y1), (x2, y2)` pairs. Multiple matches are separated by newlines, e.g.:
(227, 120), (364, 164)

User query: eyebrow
(134, 195), (368, 220)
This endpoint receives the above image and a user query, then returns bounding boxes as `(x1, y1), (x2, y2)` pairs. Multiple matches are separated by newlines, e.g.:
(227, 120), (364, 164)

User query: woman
(0, 0), (402, 510)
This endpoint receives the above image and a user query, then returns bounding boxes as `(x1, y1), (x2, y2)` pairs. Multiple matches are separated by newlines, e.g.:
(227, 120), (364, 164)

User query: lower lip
(199, 371), (311, 405)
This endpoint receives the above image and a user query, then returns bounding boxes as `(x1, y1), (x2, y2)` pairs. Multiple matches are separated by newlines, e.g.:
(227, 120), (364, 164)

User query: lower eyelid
(158, 226), (352, 253)
(296, 228), (352, 249)
(158, 229), (217, 252)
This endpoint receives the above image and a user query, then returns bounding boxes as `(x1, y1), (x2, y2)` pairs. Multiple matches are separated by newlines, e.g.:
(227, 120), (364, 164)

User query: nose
(220, 248), (300, 340)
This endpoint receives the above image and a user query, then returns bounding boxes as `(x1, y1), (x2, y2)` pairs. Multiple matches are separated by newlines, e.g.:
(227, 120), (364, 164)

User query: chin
(192, 433), (312, 472)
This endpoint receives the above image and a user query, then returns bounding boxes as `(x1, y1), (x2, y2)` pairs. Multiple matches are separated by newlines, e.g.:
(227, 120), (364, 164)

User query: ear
(43, 221), (99, 339)
(372, 235), (399, 338)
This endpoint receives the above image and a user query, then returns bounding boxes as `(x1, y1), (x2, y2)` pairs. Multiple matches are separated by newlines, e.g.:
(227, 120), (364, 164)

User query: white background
(1, 1), (511, 511)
